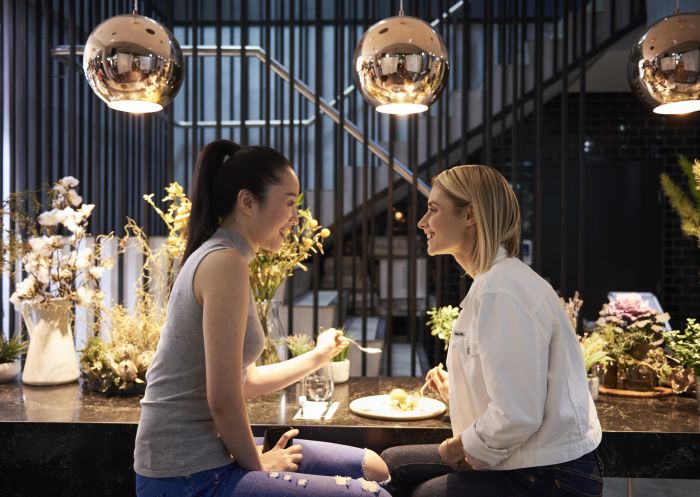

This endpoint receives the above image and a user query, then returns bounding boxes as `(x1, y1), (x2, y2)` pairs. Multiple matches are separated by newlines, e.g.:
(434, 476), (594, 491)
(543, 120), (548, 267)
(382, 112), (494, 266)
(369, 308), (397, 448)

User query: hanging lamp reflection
(353, 1), (449, 115)
(628, 7), (700, 115)
(83, 0), (184, 114)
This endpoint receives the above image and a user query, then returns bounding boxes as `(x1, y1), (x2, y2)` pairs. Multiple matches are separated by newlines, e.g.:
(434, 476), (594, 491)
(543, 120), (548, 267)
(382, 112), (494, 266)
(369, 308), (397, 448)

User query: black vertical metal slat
(534, 0), (543, 273)
(336, 0), (345, 329)
(577, 0), (586, 306)
(57, 0), (64, 179)
(312, 0), (322, 336)
(34, 2), (42, 194)
(590, 0), (596, 51)
(483, 0), (493, 166)
(275, 1), (283, 153)
(409, 115), (418, 376)
(360, 0), (370, 375)
(67, 0), (75, 178)
(436, 0), (446, 322)
(215, 0), (222, 140)
(560, 0), (569, 296)
(609, 0), (615, 37)
(286, 0), (295, 335)
(386, 114), (395, 376)
(197, 1), (204, 157)
(165, 0), (174, 184)
(349, 0), (357, 316)
(240, 0), (248, 147)
(510, 0), (519, 229)
(264, 0), (271, 146)
(229, 2), (235, 143)
(499, 0), (507, 171)
(21, 1), (29, 197)
(191, 0), (198, 181)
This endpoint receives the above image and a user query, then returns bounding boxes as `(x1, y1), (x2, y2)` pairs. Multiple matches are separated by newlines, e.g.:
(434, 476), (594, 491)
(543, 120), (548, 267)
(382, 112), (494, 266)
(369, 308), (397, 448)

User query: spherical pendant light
(353, 10), (449, 115)
(83, 4), (184, 114)
(628, 12), (700, 115)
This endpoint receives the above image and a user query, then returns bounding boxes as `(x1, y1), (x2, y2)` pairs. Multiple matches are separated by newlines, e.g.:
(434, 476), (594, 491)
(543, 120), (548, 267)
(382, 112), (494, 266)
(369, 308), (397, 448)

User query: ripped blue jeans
(135, 438), (390, 497)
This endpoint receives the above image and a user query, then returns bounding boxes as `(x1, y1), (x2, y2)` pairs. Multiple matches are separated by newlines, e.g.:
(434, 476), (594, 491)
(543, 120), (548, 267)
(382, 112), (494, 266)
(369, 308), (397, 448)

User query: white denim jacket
(447, 247), (602, 470)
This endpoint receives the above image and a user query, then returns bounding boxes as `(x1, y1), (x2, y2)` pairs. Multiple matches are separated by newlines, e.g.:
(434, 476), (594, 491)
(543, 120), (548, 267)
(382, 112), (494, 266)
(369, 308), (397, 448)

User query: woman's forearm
(244, 349), (328, 398)
(209, 393), (262, 470)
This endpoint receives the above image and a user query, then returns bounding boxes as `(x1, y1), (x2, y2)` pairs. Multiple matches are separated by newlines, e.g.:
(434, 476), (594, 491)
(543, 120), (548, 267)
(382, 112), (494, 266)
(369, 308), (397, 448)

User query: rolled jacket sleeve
(461, 292), (549, 467)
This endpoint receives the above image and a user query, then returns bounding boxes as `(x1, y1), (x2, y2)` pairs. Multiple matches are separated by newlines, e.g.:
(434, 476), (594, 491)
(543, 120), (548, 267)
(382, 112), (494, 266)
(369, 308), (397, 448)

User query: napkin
(293, 400), (339, 420)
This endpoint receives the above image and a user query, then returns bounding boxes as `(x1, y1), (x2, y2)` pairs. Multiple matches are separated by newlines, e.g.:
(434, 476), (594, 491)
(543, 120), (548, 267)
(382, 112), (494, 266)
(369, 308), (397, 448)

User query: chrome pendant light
(83, 0), (184, 114)
(353, 0), (449, 115)
(628, 2), (700, 115)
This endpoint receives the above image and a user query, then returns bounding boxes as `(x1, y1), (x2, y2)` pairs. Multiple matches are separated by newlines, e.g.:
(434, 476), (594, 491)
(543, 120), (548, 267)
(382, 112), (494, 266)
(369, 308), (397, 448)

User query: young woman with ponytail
(134, 140), (390, 497)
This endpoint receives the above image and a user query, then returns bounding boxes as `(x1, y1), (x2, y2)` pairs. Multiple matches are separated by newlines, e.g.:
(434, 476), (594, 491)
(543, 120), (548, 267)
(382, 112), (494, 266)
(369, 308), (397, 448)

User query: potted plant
(664, 318), (700, 410)
(2, 177), (112, 386)
(286, 334), (315, 358)
(595, 293), (670, 391)
(578, 332), (613, 400)
(80, 183), (188, 395)
(0, 334), (29, 383)
(331, 335), (350, 384)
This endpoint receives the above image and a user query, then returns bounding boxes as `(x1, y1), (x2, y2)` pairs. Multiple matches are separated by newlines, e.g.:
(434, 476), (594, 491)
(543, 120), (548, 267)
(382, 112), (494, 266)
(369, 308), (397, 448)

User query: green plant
(286, 334), (315, 358)
(578, 332), (613, 375)
(664, 318), (700, 375)
(0, 334), (28, 364)
(427, 305), (460, 350)
(660, 155), (700, 248)
(332, 330), (350, 362)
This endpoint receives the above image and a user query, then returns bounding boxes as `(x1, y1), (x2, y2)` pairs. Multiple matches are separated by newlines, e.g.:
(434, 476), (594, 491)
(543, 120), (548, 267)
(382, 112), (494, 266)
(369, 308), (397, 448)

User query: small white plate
(348, 394), (446, 421)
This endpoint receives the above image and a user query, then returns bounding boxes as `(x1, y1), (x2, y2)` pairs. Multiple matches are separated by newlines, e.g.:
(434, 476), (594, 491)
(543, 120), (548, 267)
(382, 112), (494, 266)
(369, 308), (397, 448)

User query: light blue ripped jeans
(135, 438), (391, 497)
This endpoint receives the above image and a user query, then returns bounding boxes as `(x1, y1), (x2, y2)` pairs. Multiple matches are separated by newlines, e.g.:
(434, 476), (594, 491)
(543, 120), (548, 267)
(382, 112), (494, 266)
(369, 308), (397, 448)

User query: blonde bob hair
(432, 164), (521, 276)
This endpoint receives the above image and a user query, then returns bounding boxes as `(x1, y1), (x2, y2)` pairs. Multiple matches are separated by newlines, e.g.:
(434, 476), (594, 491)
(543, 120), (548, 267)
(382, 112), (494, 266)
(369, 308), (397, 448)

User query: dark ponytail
(183, 139), (291, 262)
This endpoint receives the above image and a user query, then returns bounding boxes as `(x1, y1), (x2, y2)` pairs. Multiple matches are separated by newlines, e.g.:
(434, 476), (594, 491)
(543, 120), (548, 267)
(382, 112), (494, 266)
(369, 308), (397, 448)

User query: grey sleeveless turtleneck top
(134, 227), (265, 478)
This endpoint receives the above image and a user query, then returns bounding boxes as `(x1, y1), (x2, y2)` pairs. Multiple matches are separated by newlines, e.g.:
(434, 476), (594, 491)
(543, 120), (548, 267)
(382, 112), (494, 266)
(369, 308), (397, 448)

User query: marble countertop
(1, 376), (699, 497)
(1, 377), (698, 434)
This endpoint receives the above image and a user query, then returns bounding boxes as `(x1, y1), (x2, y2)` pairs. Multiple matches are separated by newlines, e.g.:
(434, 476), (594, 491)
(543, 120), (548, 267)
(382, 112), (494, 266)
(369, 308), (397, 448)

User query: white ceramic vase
(331, 359), (350, 384)
(0, 360), (21, 383)
(20, 298), (79, 386)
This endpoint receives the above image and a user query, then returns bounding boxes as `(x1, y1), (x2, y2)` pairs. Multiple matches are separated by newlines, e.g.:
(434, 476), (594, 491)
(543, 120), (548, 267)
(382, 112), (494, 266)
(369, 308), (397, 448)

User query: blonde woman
(381, 165), (603, 497)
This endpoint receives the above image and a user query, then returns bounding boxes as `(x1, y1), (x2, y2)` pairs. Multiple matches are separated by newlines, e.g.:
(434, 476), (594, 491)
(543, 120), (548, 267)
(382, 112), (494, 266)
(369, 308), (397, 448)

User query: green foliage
(664, 318), (700, 375)
(286, 334), (315, 358)
(0, 334), (28, 364)
(660, 155), (700, 246)
(578, 332), (613, 374)
(427, 305), (460, 350)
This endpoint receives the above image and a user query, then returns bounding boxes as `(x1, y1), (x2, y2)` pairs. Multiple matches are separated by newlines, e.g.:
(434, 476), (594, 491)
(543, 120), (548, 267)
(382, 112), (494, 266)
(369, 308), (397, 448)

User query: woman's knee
(363, 449), (390, 482)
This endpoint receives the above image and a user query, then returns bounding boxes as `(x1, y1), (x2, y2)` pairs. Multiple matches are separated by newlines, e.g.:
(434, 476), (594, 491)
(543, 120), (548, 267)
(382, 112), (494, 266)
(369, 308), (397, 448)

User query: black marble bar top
(1, 377), (699, 497)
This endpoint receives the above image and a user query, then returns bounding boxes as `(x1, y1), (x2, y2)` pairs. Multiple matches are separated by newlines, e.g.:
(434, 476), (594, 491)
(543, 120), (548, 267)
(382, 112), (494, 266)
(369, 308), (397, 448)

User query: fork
(345, 337), (383, 354)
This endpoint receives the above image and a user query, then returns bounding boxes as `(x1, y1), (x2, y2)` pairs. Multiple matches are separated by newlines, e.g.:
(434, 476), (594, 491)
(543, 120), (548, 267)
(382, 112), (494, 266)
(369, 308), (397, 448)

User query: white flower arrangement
(9, 177), (112, 309)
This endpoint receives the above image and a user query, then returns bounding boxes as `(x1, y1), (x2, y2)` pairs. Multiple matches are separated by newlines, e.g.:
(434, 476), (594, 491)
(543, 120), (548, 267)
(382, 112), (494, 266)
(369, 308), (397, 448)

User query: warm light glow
(653, 100), (700, 115)
(376, 103), (428, 115)
(107, 100), (163, 113)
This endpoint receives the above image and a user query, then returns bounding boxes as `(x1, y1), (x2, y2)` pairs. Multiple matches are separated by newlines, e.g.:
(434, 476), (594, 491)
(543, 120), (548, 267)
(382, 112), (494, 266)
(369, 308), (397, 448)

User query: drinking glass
(304, 365), (334, 402)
